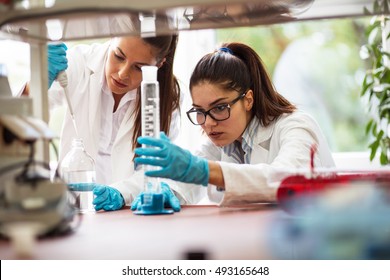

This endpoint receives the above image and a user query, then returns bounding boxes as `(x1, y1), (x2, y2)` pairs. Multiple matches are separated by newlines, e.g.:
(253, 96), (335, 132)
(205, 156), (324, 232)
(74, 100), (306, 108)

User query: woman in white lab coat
(49, 37), (179, 185)
(134, 42), (335, 206)
(43, 34), (203, 211)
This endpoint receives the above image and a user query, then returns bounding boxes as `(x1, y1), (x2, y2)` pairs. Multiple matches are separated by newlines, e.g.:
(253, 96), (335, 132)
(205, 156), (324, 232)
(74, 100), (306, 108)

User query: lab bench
(0, 205), (280, 260)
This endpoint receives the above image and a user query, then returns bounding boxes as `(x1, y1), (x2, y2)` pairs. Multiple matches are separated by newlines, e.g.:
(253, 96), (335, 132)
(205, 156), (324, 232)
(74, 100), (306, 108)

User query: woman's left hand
(134, 132), (209, 186)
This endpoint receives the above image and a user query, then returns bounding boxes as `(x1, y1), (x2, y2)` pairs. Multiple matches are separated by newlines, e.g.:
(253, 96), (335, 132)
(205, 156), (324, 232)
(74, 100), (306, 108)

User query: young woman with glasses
(134, 42), (335, 206)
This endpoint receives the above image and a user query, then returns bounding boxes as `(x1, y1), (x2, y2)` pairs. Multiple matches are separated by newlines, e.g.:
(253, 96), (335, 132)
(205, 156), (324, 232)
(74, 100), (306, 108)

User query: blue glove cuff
(182, 151), (209, 186)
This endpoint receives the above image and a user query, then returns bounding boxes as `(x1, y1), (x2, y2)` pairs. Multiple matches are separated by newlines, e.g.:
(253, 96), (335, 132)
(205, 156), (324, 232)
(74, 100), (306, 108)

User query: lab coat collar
(101, 78), (137, 108)
(248, 116), (277, 164)
(221, 116), (276, 163)
(252, 116), (276, 146)
(242, 117), (260, 147)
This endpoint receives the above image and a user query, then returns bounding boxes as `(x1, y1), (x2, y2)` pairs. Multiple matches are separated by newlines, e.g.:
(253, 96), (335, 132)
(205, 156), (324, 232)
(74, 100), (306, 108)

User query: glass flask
(60, 138), (96, 213)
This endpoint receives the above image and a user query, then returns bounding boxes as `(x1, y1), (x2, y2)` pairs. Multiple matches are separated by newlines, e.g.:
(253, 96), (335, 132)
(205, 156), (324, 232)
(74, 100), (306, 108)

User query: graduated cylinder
(141, 66), (161, 197)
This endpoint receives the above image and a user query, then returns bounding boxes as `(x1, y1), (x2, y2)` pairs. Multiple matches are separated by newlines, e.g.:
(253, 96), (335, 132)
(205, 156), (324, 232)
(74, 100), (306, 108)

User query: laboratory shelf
(0, 0), (381, 43)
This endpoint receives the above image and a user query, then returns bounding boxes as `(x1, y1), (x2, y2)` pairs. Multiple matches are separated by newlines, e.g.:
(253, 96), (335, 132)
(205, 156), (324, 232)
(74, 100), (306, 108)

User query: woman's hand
(135, 132), (209, 186)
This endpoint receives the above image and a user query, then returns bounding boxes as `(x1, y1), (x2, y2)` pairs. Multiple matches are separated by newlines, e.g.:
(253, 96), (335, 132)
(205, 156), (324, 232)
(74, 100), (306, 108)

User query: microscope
(0, 65), (77, 257)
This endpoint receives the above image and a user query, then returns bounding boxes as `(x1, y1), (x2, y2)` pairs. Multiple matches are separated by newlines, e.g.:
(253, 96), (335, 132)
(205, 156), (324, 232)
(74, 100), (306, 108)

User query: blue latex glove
(93, 185), (125, 211)
(134, 132), (209, 186)
(130, 182), (181, 212)
(47, 43), (68, 88)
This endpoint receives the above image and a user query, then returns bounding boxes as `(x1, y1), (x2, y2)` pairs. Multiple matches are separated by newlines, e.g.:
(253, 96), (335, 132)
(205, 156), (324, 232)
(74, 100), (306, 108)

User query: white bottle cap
(142, 66), (158, 82)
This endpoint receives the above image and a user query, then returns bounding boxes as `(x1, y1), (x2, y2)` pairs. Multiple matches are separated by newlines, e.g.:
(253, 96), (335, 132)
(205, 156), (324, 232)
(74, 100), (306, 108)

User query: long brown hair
(190, 42), (295, 126)
(131, 34), (180, 151)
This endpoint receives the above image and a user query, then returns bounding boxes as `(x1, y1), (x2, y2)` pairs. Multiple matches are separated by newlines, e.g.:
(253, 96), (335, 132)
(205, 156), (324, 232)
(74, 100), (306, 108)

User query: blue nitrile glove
(134, 132), (209, 186)
(130, 182), (181, 212)
(93, 185), (125, 211)
(47, 43), (68, 88)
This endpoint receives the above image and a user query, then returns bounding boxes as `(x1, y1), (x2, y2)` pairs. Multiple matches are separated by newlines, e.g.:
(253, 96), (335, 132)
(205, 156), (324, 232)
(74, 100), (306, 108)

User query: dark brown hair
(131, 34), (180, 151)
(189, 42), (296, 126)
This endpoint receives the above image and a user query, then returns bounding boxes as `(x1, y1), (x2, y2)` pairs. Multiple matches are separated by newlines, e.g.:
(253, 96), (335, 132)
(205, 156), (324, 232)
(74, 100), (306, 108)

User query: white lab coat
(49, 41), (202, 205)
(194, 111), (336, 206)
(50, 41), (141, 182)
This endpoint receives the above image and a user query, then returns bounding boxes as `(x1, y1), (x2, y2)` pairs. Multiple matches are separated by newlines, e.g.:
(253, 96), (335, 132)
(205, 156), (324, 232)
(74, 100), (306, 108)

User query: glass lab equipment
(133, 66), (173, 215)
(60, 137), (96, 213)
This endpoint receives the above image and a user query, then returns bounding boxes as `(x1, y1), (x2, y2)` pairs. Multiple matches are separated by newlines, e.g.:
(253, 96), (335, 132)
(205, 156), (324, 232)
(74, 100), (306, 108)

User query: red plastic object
(277, 172), (390, 213)
(276, 144), (390, 213)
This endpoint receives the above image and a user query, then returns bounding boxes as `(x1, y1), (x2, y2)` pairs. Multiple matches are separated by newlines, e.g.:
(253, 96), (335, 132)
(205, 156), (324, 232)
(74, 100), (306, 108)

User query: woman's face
(191, 82), (253, 147)
(105, 36), (160, 95)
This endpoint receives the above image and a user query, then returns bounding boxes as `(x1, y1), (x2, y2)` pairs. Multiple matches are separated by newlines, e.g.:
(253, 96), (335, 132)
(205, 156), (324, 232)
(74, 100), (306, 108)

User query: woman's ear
(244, 90), (254, 111)
(157, 58), (166, 68)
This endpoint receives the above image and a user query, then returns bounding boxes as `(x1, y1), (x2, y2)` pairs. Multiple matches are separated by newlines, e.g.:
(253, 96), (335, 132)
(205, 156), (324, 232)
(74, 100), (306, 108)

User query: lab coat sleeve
(109, 170), (145, 206)
(215, 162), (283, 205)
(269, 112), (335, 169)
(210, 113), (335, 206)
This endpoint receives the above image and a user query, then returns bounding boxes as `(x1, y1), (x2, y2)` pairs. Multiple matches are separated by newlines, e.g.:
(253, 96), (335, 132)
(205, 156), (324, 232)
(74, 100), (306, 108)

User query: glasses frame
(186, 91), (247, 125)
